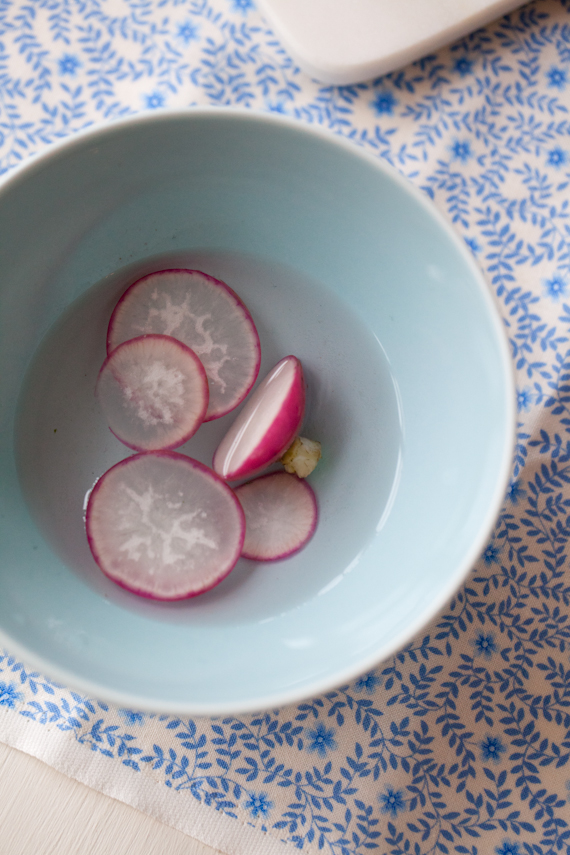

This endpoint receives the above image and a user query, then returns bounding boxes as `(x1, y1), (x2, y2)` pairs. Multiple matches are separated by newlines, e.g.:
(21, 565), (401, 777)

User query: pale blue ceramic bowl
(0, 110), (515, 714)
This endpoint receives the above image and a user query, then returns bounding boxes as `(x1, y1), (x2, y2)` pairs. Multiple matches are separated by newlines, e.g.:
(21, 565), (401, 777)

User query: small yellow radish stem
(280, 437), (321, 478)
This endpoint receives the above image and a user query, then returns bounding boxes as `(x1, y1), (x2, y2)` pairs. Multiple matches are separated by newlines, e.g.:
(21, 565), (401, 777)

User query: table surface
(2, 2), (570, 854)
(0, 742), (219, 855)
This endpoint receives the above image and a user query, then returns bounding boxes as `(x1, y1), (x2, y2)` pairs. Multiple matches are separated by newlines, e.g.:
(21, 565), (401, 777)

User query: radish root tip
(280, 437), (321, 478)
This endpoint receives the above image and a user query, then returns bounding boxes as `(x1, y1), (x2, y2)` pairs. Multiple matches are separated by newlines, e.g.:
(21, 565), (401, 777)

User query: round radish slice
(213, 355), (305, 482)
(107, 269), (261, 421)
(95, 335), (209, 452)
(235, 472), (318, 561)
(86, 452), (245, 600)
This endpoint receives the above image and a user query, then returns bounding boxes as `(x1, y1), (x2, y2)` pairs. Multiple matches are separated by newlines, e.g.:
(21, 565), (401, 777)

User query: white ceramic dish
(257, 0), (526, 84)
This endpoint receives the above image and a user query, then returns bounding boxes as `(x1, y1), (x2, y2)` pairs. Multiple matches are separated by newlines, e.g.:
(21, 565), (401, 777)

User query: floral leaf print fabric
(2, 1), (570, 854)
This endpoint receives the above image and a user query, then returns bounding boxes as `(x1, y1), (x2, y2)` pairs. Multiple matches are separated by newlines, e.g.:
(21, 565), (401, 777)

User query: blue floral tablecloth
(2, 1), (570, 853)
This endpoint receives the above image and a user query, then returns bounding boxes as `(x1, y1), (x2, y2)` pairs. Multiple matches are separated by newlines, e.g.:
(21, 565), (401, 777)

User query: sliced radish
(95, 335), (209, 452)
(85, 452), (245, 600)
(235, 472), (318, 561)
(213, 355), (305, 482)
(107, 269), (261, 421)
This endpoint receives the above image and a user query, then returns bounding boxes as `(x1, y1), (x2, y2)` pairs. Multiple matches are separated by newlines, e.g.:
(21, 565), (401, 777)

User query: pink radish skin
(213, 356), (305, 482)
(96, 335), (209, 452)
(107, 269), (261, 421)
(235, 472), (318, 561)
(86, 452), (245, 600)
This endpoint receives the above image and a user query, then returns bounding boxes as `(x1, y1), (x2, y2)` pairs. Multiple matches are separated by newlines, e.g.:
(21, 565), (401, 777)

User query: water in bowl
(16, 250), (402, 624)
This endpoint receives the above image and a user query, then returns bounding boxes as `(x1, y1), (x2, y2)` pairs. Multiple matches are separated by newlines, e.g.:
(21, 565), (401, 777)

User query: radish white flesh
(107, 270), (261, 421)
(235, 472), (318, 561)
(213, 355), (305, 482)
(86, 452), (245, 600)
(96, 335), (209, 452)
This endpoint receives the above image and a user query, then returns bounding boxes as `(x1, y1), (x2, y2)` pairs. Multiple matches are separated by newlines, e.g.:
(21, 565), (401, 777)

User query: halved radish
(213, 355), (305, 482)
(235, 472), (318, 561)
(107, 270), (261, 421)
(96, 335), (209, 452)
(86, 452), (245, 600)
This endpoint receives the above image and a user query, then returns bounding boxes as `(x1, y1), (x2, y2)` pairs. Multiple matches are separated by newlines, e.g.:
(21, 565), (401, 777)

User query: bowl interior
(0, 111), (513, 712)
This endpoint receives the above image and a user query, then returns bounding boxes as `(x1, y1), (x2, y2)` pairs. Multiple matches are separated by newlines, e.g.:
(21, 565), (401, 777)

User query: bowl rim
(0, 107), (516, 714)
